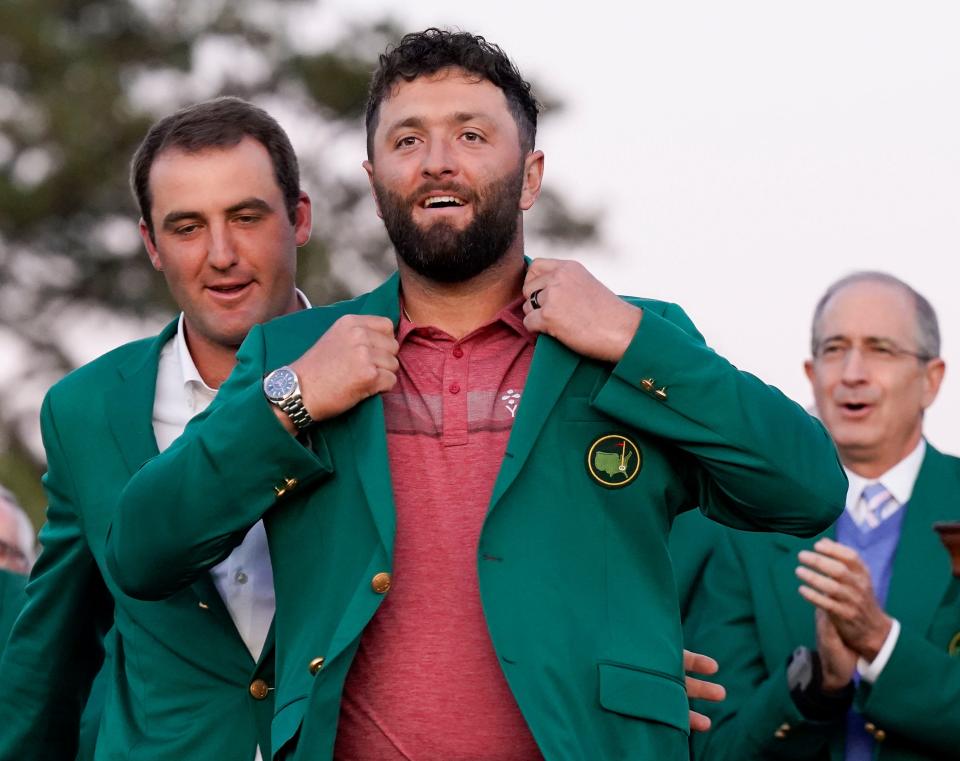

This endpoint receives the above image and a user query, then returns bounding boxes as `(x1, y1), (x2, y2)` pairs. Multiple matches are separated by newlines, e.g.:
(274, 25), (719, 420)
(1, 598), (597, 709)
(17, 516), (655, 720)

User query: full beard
(376, 166), (523, 284)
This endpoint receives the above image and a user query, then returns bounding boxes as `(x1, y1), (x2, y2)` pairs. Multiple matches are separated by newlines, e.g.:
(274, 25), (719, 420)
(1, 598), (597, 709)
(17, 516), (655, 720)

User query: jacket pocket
(597, 662), (690, 734)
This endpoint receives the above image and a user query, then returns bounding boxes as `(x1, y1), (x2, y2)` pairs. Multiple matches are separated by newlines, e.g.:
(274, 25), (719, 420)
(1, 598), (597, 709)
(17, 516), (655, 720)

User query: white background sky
(317, 0), (960, 452)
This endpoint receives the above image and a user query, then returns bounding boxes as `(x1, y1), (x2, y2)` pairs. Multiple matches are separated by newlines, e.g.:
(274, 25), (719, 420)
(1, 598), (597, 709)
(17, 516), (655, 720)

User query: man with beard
(108, 29), (845, 761)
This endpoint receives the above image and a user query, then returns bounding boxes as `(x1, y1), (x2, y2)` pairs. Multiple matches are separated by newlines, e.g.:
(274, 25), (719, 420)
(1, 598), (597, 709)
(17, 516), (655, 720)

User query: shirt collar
(396, 293), (535, 346)
(175, 288), (311, 392)
(843, 438), (926, 509)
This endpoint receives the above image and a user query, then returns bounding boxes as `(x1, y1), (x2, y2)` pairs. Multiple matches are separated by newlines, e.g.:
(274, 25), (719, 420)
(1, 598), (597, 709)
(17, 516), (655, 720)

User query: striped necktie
(858, 482), (898, 529)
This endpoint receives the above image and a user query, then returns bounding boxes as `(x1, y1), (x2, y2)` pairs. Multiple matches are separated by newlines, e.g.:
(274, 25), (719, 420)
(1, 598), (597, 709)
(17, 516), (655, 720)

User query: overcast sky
(318, 0), (960, 452)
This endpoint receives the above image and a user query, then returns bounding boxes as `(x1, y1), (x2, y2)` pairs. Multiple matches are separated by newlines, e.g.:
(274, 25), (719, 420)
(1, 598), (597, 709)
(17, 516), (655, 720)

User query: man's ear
(519, 150), (545, 211)
(362, 160), (383, 219)
(921, 357), (946, 410)
(139, 219), (163, 271)
(294, 191), (313, 247)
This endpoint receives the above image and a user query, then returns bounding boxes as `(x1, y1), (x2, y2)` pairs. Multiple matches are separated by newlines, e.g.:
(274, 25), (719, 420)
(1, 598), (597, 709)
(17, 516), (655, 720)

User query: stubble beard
(375, 166), (524, 284)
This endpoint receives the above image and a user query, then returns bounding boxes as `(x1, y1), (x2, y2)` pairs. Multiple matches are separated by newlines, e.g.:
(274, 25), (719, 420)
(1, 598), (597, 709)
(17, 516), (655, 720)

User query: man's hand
(814, 608), (857, 691)
(522, 258), (642, 363)
(684, 649), (726, 732)
(275, 315), (399, 434)
(796, 538), (893, 660)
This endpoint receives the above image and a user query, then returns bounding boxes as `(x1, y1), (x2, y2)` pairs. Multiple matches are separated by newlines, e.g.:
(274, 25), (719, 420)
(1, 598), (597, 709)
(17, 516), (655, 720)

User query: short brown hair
(131, 97), (300, 241)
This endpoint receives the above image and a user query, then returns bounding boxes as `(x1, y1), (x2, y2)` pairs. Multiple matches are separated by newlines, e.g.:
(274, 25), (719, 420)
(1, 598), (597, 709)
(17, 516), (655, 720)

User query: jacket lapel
(105, 319), (177, 475)
(348, 274), (402, 558)
(885, 445), (959, 632)
(488, 334), (581, 514)
(106, 318), (261, 665)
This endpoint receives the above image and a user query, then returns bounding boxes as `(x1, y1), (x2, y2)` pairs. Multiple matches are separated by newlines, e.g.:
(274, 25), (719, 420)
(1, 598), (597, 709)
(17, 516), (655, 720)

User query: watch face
(264, 367), (297, 401)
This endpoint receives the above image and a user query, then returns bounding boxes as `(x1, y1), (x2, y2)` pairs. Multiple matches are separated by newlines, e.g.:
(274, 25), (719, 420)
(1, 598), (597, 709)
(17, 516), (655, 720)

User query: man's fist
(275, 315), (399, 433)
(522, 258), (642, 363)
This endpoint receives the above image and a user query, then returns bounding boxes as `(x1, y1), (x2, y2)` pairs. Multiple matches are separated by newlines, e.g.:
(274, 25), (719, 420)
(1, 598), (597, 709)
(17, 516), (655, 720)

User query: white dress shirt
(842, 438), (925, 683)
(152, 293), (308, 761)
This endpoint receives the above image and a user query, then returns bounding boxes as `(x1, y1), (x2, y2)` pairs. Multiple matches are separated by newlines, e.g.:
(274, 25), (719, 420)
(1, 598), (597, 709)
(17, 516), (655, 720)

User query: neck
(186, 291), (303, 388)
(183, 328), (241, 390)
(841, 431), (923, 480)
(398, 248), (525, 339)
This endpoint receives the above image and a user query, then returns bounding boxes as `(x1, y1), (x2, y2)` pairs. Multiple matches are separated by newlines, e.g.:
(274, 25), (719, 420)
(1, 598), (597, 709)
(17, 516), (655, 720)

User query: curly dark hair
(365, 28), (540, 159)
(131, 97), (300, 242)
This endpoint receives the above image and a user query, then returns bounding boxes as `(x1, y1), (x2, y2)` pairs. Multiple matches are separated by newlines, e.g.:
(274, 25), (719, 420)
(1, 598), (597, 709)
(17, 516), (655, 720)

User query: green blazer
(0, 569), (26, 651)
(0, 320), (275, 760)
(108, 274), (845, 761)
(688, 444), (960, 761)
(670, 509), (724, 622)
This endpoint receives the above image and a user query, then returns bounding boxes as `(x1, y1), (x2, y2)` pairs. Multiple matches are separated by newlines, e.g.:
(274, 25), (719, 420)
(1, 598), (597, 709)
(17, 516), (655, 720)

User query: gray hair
(811, 271), (940, 360)
(0, 485), (37, 569)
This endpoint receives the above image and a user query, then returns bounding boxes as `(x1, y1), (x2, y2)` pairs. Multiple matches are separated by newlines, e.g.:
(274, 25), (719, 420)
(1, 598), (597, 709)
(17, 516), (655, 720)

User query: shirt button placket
(442, 343), (468, 445)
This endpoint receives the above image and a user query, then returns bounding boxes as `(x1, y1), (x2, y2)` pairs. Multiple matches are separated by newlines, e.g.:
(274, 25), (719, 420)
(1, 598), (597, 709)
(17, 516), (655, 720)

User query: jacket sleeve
(107, 324), (333, 600)
(0, 393), (113, 760)
(854, 627), (960, 758)
(688, 532), (841, 761)
(591, 302), (846, 536)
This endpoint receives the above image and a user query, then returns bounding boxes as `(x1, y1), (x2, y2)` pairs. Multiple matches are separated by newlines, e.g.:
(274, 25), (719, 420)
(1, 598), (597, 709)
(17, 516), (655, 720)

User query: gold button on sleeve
(640, 378), (655, 392)
(654, 387), (668, 401)
(249, 679), (270, 700)
(774, 729), (786, 739)
(371, 572), (392, 594)
(874, 729), (886, 742)
(309, 656), (325, 676)
(274, 477), (298, 499)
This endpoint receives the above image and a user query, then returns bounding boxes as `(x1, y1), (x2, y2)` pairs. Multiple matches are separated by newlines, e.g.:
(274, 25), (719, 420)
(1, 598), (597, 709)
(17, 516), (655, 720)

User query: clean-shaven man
(109, 30), (845, 761)
(0, 97), (311, 760)
(690, 272), (959, 761)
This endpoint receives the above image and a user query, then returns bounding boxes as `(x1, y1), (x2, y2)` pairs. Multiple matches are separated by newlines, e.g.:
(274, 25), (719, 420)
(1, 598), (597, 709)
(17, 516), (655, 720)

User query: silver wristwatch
(263, 366), (313, 430)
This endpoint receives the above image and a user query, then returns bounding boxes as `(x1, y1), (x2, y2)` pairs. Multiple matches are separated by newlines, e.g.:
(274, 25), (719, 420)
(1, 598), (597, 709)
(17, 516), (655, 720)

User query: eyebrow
(819, 334), (905, 348)
(225, 197), (274, 215)
(385, 111), (494, 135)
(160, 198), (274, 230)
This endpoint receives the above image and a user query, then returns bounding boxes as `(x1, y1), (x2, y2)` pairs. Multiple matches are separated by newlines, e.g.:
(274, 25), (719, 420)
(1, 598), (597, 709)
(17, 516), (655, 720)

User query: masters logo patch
(586, 434), (642, 488)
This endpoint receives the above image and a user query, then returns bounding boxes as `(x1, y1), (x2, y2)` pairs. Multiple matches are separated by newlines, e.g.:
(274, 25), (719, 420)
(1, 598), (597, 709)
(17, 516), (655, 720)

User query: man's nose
(421, 138), (458, 179)
(840, 346), (870, 384)
(207, 225), (239, 270)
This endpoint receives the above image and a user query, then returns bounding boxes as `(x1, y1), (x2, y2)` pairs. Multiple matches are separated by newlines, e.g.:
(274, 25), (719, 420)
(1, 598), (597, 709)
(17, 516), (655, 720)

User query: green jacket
(0, 320), (275, 760)
(688, 444), (960, 761)
(108, 274), (845, 761)
(670, 509), (724, 622)
(0, 569), (26, 651)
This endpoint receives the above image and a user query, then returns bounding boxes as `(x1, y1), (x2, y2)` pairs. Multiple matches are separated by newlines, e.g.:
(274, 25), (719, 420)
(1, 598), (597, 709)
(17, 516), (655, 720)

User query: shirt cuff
(856, 618), (900, 684)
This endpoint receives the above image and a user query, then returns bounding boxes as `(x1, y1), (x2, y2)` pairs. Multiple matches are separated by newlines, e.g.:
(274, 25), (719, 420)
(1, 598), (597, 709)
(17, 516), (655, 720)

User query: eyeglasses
(0, 538), (30, 574)
(813, 338), (933, 365)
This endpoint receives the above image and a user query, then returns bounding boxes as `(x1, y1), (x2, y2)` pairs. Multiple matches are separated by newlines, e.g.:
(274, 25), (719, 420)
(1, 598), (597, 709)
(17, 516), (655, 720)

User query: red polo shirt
(335, 296), (543, 760)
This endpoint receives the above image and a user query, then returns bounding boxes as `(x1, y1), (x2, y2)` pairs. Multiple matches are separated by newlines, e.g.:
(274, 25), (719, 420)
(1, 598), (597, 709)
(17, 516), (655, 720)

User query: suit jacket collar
(885, 444), (959, 629)
(108, 319), (178, 476)
(107, 318), (272, 669)
(346, 275), (402, 557)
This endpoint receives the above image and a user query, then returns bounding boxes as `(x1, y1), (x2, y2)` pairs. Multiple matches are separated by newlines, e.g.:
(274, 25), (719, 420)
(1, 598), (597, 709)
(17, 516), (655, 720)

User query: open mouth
(422, 195), (466, 209)
(839, 401), (873, 417)
(207, 282), (252, 297)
